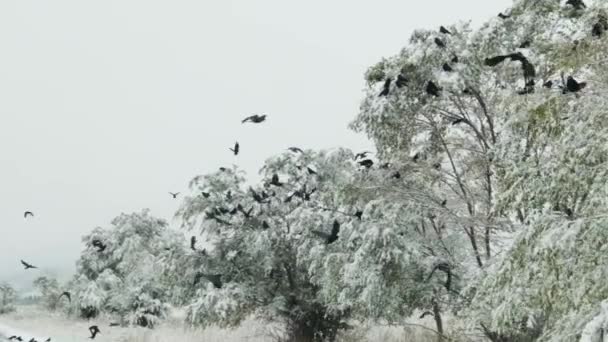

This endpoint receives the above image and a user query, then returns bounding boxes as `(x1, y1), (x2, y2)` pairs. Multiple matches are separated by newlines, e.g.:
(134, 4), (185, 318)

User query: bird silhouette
(59, 291), (71, 302)
(566, 0), (586, 10)
(262, 221), (270, 229)
(439, 26), (452, 35)
(45, 339), (51, 342)
(229, 142), (240, 156)
(441, 199), (447, 207)
(378, 78), (391, 97)
(307, 167), (317, 175)
(543, 80), (553, 88)
(426, 81), (442, 97)
(565, 76), (587, 93)
(434, 37), (446, 48)
(21, 260), (37, 270)
(592, 22), (605, 37)
(242, 114), (267, 124)
(312, 220), (340, 244)
(190, 236), (196, 251)
(288, 147), (304, 153)
(451, 55), (459, 63)
(91, 239), (107, 252)
(8, 336), (22, 341)
(89, 325), (101, 339)
(442, 63), (453, 72)
(269, 174), (283, 187)
(498, 12), (511, 19)
(358, 159), (374, 168)
(169, 192), (180, 199)
(395, 74), (408, 88)
(250, 188), (270, 204)
(201, 191), (210, 198)
(354, 210), (363, 220)
(219, 167), (227, 172)
(237, 204), (254, 218)
(24, 211), (34, 218)
(452, 118), (466, 125)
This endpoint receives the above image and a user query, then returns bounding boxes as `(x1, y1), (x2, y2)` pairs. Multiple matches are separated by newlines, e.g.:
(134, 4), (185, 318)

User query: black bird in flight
(21, 260), (37, 270)
(498, 12), (511, 19)
(378, 78), (391, 97)
(89, 325), (101, 339)
(190, 236), (196, 251)
(269, 174), (283, 187)
(566, 0), (586, 10)
(237, 204), (254, 218)
(442, 63), (453, 72)
(434, 37), (446, 48)
(219, 167), (228, 172)
(519, 40), (531, 49)
(439, 26), (452, 35)
(24, 211), (34, 218)
(288, 147), (304, 153)
(229, 142), (239, 156)
(8, 336), (22, 341)
(169, 192), (180, 199)
(358, 159), (374, 168)
(452, 118), (466, 125)
(565, 76), (587, 93)
(426, 81), (442, 97)
(395, 74), (408, 88)
(312, 220), (340, 244)
(307, 166), (317, 175)
(242, 114), (267, 124)
(59, 291), (71, 302)
(91, 239), (106, 252)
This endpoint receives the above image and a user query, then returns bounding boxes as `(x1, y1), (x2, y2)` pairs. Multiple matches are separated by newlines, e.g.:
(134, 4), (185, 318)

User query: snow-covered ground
(0, 305), (437, 341)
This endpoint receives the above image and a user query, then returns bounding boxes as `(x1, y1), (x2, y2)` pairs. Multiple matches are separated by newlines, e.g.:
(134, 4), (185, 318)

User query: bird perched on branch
(426, 81), (442, 97)
(91, 239), (107, 252)
(395, 74), (408, 88)
(434, 37), (446, 48)
(378, 78), (391, 97)
(439, 26), (451, 35)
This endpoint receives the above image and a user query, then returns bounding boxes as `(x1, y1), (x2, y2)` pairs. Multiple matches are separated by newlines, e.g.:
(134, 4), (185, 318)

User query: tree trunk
(432, 300), (444, 342)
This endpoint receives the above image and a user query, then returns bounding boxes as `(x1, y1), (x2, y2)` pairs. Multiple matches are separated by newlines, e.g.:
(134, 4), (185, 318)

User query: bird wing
(241, 116), (252, 123)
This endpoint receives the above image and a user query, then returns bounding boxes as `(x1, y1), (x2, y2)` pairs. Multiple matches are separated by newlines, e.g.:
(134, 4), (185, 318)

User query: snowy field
(0, 305), (438, 342)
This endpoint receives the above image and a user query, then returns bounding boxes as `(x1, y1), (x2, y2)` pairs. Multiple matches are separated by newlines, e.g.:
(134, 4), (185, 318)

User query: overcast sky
(0, 0), (511, 289)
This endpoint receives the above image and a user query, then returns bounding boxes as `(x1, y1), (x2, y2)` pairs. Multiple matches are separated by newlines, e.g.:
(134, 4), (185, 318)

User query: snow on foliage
(69, 210), (184, 328)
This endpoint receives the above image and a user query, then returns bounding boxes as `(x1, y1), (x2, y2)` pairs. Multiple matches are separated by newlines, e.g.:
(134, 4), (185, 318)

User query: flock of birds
(8, 2), (604, 339)
(377, 0), (602, 115)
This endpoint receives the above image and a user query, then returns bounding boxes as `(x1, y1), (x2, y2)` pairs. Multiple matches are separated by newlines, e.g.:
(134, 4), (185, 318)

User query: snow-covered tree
(70, 209), (185, 328)
(0, 283), (17, 314)
(176, 150), (367, 341)
(33, 276), (64, 311)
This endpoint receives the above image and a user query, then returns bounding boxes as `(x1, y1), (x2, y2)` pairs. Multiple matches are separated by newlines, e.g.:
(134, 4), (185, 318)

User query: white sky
(0, 0), (511, 288)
